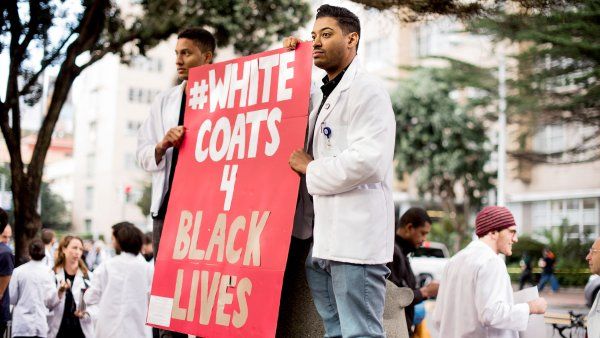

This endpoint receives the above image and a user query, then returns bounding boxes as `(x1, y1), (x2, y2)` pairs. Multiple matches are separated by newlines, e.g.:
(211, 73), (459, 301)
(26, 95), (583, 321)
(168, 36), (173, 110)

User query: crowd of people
(0, 208), (156, 338)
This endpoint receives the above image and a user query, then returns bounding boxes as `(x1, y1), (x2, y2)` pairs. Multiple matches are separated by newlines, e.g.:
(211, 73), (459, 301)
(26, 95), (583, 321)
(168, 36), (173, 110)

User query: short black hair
(316, 4), (361, 49)
(41, 229), (55, 245)
(29, 238), (46, 261)
(143, 232), (152, 245)
(112, 222), (143, 255)
(177, 27), (216, 54)
(0, 208), (7, 234)
(398, 207), (432, 230)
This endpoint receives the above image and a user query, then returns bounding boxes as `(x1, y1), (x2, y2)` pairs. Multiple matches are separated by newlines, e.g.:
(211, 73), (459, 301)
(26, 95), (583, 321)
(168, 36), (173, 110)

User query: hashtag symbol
(188, 80), (209, 110)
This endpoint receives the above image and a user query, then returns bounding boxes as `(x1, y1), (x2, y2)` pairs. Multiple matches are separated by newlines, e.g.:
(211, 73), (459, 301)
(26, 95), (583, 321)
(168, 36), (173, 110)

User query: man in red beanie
(432, 206), (547, 338)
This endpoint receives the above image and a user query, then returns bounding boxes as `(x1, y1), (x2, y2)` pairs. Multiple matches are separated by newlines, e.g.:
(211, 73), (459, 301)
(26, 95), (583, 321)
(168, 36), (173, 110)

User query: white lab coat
(43, 247), (55, 268)
(589, 291), (600, 338)
(47, 268), (94, 338)
(432, 240), (530, 338)
(84, 253), (154, 338)
(303, 58), (396, 264)
(136, 81), (186, 216)
(9, 260), (56, 337)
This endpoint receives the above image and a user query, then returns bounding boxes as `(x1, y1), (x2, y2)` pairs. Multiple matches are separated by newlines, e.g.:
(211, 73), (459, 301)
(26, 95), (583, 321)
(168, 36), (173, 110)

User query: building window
(130, 56), (164, 72)
(533, 124), (565, 154)
(84, 219), (92, 233)
(85, 186), (94, 210)
(530, 198), (600, 239)
(127, 88), (160, 104)
(124, 153), (138, 170)
(126, 120), (142, 135)
(86, 154), (95, 178)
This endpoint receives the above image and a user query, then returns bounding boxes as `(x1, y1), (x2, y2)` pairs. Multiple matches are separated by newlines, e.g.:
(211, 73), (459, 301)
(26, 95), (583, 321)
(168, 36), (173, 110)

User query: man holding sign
(137, 27), (215, 338)
(145, 20), (313, 336)
(137, 27), (215, 259)
(286, 4), (396, 337)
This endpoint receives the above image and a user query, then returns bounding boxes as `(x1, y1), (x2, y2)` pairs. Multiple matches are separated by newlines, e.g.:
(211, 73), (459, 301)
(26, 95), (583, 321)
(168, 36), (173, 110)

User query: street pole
(497, 46), (507, 207)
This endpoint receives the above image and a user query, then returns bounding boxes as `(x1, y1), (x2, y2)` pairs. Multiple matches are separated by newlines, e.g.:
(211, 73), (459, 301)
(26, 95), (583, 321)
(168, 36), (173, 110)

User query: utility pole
(497, 46), (507, 207)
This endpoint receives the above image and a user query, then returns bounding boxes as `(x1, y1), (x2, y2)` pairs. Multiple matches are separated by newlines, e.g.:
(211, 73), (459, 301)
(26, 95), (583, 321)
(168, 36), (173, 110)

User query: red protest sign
(146, 43), (312, 337)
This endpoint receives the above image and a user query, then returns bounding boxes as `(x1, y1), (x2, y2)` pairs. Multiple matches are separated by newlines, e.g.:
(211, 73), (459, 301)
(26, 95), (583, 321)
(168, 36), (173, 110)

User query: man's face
(586, 239), (600, 275)
(397, 222), (431, 248)
(311, 17), (356, 73)
(175, 38), (212, 81)
(497, 226), (518, 256)
(1, 225), (11, 244)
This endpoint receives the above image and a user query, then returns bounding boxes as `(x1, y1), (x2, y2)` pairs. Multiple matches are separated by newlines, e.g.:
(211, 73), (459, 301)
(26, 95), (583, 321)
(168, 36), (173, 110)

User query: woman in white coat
(47, 236), (94, 338)
(84, 222), (153, 338)
(9, 239), (56, 338)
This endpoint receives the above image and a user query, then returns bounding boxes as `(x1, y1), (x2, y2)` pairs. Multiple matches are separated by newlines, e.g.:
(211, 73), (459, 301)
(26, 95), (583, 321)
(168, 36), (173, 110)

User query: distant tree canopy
(0, 0), (311, 262)
(40, 182), (70, 231)
(392, 66), (495, 251)
(468, 0), (599, 163)
(349, 0), (577, 21)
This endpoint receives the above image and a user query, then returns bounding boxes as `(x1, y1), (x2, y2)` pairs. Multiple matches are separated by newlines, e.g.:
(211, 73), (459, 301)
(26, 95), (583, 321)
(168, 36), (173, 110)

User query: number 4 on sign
(220, 165), (238, 211)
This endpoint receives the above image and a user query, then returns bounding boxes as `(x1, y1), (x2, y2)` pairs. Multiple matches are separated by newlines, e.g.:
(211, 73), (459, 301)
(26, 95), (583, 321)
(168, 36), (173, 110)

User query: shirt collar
(395, 235), (417, 254)
(320, 64), (350, 97)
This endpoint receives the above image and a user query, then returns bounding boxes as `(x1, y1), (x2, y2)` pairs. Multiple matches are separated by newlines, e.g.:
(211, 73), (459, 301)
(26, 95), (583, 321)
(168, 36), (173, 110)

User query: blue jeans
(538, 273), (560, 292)
(305, 250), (389, 338)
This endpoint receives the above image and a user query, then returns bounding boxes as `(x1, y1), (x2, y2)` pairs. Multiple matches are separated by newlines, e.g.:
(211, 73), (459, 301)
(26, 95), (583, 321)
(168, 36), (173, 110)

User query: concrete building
(505, 125), (600, 240)
(70, 40), (176, 238)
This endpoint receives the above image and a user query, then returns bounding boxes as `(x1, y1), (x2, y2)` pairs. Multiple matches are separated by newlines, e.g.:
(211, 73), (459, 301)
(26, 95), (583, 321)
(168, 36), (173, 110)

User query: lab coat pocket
(334, 188), (387, 261)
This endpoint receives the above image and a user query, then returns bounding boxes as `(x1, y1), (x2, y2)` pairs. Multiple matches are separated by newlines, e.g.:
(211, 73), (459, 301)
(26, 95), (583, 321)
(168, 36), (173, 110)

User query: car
(409, 241), (450, 287)
(584, 274), (600, 307)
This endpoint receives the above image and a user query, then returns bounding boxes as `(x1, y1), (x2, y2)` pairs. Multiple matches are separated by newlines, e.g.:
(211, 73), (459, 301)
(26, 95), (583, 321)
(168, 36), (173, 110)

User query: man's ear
(204, 51), (214, 64)
(347, 32), (359, 50)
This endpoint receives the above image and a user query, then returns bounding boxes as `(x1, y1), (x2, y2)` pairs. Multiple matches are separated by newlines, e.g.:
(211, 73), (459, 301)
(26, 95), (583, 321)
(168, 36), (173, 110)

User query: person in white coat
(9, 239), (56, 338)
(432, 206), (547, 338)
(84, 222), (154, 338)
(585, 237), (600, 337)
(41, 229), (56, 269)
(136, 27), (214, 260)
(47, 236), (94, 338)
(286, 5), (396, 337)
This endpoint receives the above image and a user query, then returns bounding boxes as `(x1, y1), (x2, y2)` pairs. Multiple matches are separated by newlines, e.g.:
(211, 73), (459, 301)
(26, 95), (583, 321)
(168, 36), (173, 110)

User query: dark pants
(153, 218), (188, 338)
(0, 322), (6, 338)
(152, 218), (165, 261)
(519, 270), (533, 290)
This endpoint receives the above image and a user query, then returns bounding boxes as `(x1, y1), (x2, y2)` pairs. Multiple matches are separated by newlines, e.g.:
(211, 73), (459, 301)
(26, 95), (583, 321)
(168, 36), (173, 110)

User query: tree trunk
(10, 172), (41, 264)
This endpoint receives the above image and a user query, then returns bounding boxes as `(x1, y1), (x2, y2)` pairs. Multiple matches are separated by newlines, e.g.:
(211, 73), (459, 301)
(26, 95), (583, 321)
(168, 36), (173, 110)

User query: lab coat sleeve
(306, 84), (395, 196)
(44, 271), (58, 309)
(8, 269), (19, 306)
(47, 274), (63, 310)
(137, 95), (166, 172)
(475, 258), (530, 331)
(430, 265), (448, 331)
(84, 262), (106, 307)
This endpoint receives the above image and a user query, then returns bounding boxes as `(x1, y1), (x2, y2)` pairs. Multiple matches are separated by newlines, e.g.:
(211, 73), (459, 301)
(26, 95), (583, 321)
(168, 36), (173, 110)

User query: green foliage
(137, 183), (151, 217)
(392, 67), (495, 208)
(468, 0), (600, 162)
(507, 235), (545, 265)
(428, 216), (472, 255)
(40, 183), (70, 231)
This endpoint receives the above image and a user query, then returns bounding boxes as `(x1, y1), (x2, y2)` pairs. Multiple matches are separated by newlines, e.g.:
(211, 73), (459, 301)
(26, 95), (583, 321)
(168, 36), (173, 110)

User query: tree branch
(19, 31), (76, 97)
(28, 0), (110, 192)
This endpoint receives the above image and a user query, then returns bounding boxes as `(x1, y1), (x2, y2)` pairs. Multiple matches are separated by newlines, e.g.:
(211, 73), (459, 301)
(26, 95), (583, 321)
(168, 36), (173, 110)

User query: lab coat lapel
(313, 58), (358, 128)
(164, 81), (186, 129)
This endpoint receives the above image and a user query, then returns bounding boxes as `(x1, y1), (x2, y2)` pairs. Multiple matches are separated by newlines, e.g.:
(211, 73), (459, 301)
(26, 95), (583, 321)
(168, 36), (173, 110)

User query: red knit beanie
(475, 206), (516, 237)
